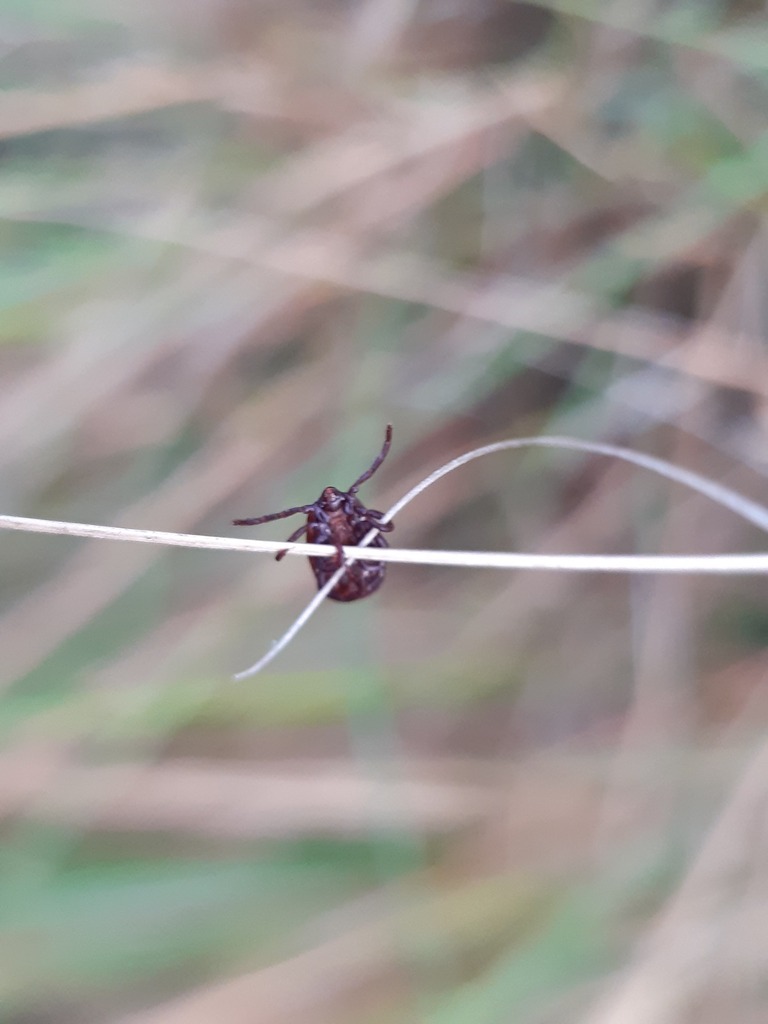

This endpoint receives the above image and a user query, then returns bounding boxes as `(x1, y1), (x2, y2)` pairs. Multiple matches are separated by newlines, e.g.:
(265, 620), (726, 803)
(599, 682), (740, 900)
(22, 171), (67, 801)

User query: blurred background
(1, 1), (768, 1021)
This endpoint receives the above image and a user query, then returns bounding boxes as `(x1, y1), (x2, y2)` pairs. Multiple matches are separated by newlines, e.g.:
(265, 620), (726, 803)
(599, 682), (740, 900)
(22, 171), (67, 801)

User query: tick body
(233, 425), (394, 601)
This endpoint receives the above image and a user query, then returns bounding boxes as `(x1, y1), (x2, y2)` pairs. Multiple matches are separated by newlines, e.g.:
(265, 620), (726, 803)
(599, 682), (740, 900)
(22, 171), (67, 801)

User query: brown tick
(233, 425), (394, 601)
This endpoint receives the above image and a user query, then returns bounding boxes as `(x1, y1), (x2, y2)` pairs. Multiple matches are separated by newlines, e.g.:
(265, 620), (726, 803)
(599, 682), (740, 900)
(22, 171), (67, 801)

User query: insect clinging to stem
(233, 424), (394, 602)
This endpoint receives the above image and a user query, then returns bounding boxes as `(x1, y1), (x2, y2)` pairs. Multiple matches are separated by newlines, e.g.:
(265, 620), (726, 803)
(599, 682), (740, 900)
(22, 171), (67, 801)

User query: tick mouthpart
(320, 486), (344, 507)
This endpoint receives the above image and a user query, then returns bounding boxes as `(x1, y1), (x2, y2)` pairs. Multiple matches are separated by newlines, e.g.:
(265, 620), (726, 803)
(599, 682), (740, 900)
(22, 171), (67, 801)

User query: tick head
(320, 486), (344, 510)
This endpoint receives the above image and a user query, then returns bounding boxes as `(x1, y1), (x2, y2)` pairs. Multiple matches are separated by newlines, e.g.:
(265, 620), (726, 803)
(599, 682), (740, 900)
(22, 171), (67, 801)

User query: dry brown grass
(0, 1), (767, 1021)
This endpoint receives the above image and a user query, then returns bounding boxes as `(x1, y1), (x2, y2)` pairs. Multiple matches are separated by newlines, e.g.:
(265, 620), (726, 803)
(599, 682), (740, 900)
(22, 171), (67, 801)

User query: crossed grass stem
(0, 435), (767, 680)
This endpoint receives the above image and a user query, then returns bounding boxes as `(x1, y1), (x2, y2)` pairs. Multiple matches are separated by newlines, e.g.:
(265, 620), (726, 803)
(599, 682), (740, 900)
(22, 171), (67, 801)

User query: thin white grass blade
(232, 435), (768, 678)
(1, 434), (766, 679)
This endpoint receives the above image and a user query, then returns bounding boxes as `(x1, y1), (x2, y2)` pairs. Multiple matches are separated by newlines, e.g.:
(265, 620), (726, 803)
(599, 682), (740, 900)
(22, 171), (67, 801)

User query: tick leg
(310, 521), (344, 569)
(364, 509), (394, 532)
(233, 504), (314, 527)
(319, 527), (342, 568)
(275, 522), (309, 561)
(348, 424), (393, 494)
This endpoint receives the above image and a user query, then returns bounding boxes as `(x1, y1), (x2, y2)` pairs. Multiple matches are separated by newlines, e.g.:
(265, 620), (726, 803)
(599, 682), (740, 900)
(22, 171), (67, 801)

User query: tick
(233, 424), (394, 602)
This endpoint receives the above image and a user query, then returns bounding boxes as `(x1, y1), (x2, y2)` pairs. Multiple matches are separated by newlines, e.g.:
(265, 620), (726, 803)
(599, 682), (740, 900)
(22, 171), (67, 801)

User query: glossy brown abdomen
(308, 513), (388, 602)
